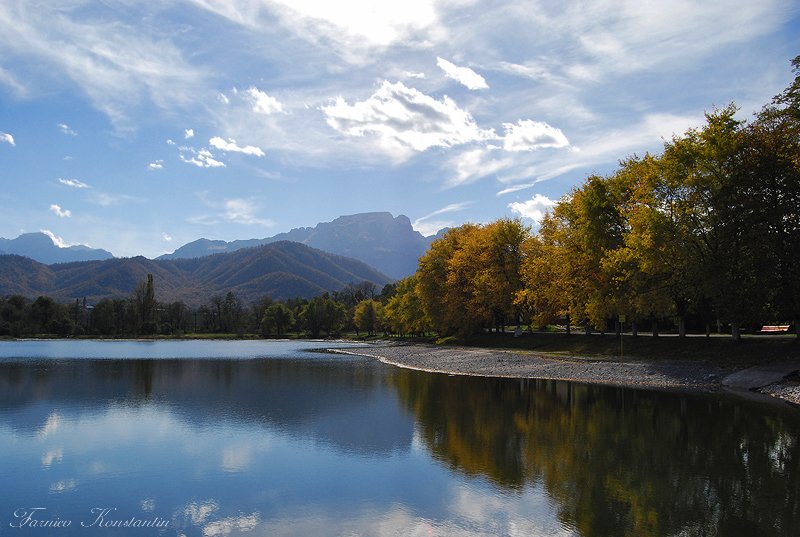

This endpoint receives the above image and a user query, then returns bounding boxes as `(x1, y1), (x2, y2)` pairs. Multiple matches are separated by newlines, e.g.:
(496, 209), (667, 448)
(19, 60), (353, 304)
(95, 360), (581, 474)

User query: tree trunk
(652, 319), (659, 337)
(678, 317), (686, 338)
(615, 320), (621, 337)
(632, 321), (638, 337)
(565, 314), (571, 336)
(705, 322), (711, 338)
(731, 321), (741, 341)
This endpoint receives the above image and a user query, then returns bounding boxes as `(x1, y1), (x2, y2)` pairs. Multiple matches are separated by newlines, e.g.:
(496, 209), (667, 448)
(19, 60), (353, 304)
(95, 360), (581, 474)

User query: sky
(0, 0), (798, 258)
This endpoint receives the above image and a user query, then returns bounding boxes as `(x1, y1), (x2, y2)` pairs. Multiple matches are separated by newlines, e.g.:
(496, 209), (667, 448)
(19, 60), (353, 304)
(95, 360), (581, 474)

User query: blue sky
(0, 0), (798, 258)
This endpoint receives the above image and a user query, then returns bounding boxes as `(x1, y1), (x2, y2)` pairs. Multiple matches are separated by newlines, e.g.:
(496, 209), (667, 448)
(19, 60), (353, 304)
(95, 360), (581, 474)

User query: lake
(0, 340), (798, 536)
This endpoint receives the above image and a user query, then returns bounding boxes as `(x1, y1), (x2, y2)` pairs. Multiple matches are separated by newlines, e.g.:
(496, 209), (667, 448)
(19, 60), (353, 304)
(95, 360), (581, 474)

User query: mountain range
(1, 212), (441, 280)
(0, 233), (113, 264)
(159, 212), (440, 279)
(0, 241), (390, 306)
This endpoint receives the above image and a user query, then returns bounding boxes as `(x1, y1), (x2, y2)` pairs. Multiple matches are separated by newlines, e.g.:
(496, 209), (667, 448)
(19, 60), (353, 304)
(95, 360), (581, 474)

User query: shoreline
(333, 342), (800, 407)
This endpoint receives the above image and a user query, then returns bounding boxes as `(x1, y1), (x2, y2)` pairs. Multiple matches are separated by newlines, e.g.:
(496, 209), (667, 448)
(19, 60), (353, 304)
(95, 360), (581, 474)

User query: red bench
(760, 325), (790, 333)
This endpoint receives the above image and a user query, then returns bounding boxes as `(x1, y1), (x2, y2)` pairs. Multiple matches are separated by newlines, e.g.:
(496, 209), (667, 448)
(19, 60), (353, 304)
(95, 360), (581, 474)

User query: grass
(448, 331), (799, 369)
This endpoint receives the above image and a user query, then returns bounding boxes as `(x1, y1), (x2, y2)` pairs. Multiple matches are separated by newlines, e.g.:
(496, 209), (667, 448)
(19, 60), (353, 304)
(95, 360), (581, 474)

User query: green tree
(353, 299), (383, 336)
(384, 276), (429, 336)
(134, 274), (157, 334)
(261, 303), (295, 336)
(301, 294), (347, 337)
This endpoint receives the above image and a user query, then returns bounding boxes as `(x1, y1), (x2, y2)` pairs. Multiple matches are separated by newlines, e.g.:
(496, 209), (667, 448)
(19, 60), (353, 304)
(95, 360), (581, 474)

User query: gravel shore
(334, 342), (800, 405)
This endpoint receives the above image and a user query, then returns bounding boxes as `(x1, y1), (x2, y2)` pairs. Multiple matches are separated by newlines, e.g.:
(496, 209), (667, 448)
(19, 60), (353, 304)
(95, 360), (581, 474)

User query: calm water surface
(0, 340), (798, 536)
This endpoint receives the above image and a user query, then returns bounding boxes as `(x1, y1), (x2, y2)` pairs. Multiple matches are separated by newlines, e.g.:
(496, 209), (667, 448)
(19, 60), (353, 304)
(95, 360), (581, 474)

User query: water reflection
(392, 370), (800, 537)
(0, 341), (798, 537)
(0, 357), (414, 455)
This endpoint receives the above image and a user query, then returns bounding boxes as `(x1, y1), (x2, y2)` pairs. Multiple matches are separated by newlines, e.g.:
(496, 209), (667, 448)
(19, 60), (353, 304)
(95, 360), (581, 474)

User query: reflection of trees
(392, 370), (800, 537)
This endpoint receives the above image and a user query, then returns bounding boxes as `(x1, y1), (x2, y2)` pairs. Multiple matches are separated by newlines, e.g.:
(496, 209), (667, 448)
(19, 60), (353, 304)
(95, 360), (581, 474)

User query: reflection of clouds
(38, 412), (61, 438)
(187, 499), (576, 537)
(141, 498), (156, 512)
(450, 484), (577, 537)
(49, 479), (78, 493)
(222, 446), (252, 472)
(88, 460), (111, 475)
(222, 507), (436, 536)
(176, 501), (259, 537)
(410, 426), (426, 454)
(202, 513), (260, 537)
(41, 448), (63, 467)
(183, 500), (219, 525)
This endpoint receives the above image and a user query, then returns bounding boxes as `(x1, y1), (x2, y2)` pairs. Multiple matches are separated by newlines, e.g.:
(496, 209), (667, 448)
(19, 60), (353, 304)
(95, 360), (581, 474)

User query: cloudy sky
(0, 0), (798, 258)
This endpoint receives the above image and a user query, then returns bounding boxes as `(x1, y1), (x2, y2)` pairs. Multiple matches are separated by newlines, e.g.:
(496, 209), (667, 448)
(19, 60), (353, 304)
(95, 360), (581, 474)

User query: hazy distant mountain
(160, 212), (440, 279)
(0, 241), (390, 306)
(0, 232), (114, 264)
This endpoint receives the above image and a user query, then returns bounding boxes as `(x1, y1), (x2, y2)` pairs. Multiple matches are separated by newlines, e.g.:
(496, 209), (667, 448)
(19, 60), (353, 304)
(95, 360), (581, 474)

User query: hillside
(0, 241), (390, 306)
(159, 212), (439, 279)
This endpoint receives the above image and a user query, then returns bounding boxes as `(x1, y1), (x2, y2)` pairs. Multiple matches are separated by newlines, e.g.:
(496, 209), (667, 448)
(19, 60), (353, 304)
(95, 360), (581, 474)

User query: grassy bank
(439, 331), (800, 369)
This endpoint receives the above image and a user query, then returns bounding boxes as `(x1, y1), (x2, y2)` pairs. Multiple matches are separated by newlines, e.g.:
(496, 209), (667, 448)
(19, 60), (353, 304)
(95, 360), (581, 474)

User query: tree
(384, 276), (429, 336)
(134, 274), (157, 334)
(301, 294), (347, 337)
(354, 299), (383, 336)
(220, 291), (243, 334)
(416, 221), (529, 336)
(261, 303), (295, 336)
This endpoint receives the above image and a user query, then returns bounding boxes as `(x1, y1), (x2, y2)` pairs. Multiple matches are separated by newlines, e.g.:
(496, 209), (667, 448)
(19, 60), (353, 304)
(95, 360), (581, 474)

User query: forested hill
(0, 241), (390, 306)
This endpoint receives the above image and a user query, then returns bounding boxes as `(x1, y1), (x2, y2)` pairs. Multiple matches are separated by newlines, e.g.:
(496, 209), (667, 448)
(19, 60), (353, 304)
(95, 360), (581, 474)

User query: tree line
(0, 279), (396, 338)
(382, 57), (800, 340)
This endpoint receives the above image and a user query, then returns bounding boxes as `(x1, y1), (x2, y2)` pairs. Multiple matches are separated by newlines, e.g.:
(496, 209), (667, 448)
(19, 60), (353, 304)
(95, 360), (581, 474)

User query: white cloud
(58, 123), (77, 136)
(58, 178), (89, 189)
(0, 3), (206, 127)
(413, 202), (471, 236)
(49, 204), (71, 218)
(222, 198), (274, 226)
(92, 193), (144, 206)
(246, 87), (284, 115)
(148, 160), (164, 170)
(190, 0), (439, 48)
(184, 128), (194, 139)
(162, 232), (172, 242)
(0, 66), (26, 96)
(209, 137), (265, 157)
(405, 71), (426, 79)
(180, 148), (226, 168)
(447, 148), (514, 187)
(323, 81), (493, 158)
(191, 195), (274, 227)
(166, 139), (176, 146)
(497, 183), (536, 196)
(40, 230), (68, 248)
(436, 57), (489, 90)
(508, 194), (557, 223)
(0, 131), (15, 146)
(502, 120), (570, 151)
